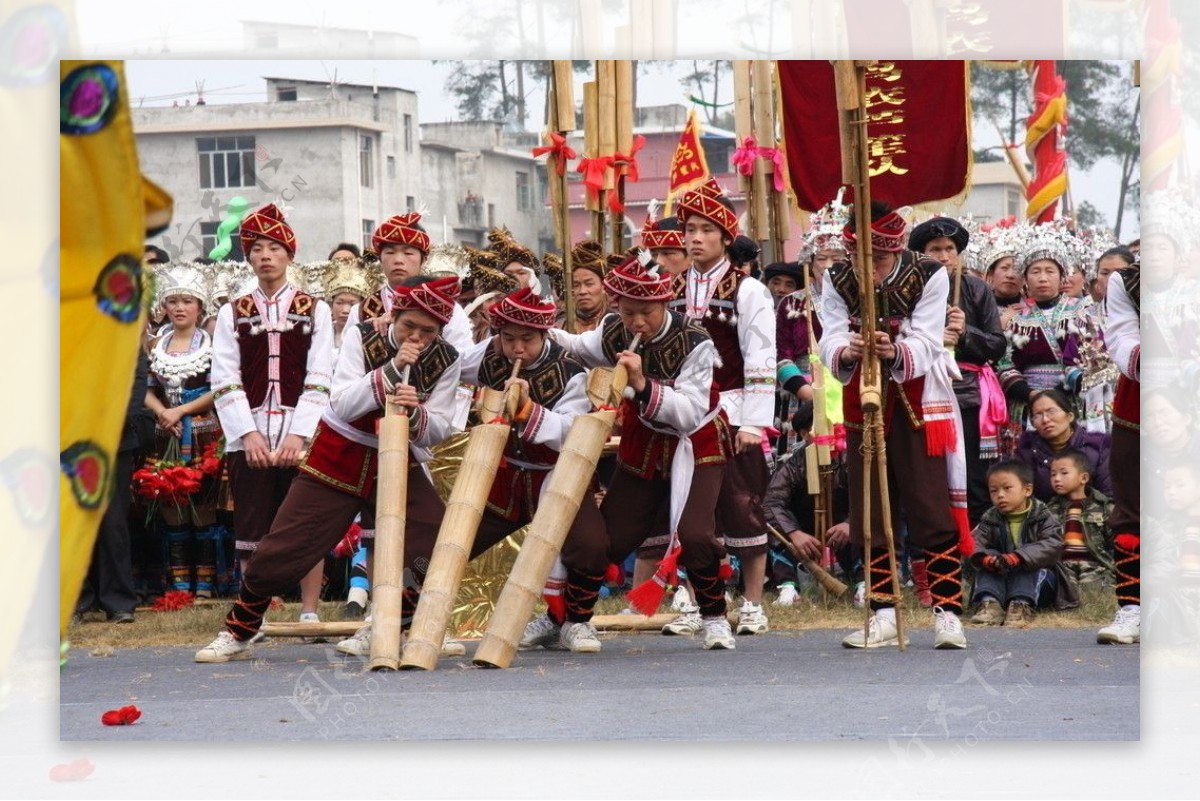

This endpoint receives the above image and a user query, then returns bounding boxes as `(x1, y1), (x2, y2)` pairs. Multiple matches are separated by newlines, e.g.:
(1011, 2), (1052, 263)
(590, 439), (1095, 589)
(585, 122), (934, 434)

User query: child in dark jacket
(968, 460), (1070, 628)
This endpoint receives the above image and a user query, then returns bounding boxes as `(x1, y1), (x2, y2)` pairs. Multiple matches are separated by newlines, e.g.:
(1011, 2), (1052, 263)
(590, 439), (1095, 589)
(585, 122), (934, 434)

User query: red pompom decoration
(717, 562), (734, 582)
(49, 758), (95, 782)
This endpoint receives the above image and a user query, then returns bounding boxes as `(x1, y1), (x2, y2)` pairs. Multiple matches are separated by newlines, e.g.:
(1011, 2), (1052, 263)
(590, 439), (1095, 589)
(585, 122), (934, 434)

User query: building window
(406, 196), (416, 213)
(277, 86), (297, 101)
(387, 155), (396, 179)
(197, 136), (256, 190)
(403, 114), (413, 153)
(516, 171), (532, 212)
(487, 203), (496, 230)
(201, 220), (242, 261)
(1007, 188), (1022, 218)
(362, 219), (375, 253)
(360, 135), (374, 188)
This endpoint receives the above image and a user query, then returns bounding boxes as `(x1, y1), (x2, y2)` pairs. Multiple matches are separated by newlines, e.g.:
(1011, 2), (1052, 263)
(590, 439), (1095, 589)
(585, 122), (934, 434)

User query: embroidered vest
(233, 291), (317, 409)
(669, 268), (747, 391)
(599, 313), (730, 479)
(827, 252), (940, 429)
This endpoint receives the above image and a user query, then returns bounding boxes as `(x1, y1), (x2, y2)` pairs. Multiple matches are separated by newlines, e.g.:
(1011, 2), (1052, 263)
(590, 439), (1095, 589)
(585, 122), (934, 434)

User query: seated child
(1046, 449), (1116, 593)
(968, 460), (1068, 628)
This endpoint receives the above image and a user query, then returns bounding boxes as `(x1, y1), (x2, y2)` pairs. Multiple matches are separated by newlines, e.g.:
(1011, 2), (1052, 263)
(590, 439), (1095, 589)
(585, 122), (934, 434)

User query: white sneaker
(842, 613), (908, 649)
(670, 585), (692, 612)
(336, 624), (372, 657)
(773, 584), (799, 607)
(736, 600), (769, 635)
(1097, 605), (1140, 644)
(853, 581), (866, 609)
(661, 605), (703, 636)
(933, 607), (968, 650)
(518, 614), (563, 650)
(702, 617), (736, 650)
(441, 636), (466, 658)
(559, 621), (602, 653)
(195, 630), (252, 663)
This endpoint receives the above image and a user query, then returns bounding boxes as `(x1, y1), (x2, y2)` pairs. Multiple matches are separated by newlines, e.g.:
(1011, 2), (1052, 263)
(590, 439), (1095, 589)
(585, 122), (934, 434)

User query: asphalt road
(60, 625), (1138, 743)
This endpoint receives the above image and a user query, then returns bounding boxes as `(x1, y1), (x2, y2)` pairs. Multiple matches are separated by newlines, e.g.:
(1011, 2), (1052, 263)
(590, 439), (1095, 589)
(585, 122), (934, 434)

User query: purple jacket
(1016, 426), (1112, 502)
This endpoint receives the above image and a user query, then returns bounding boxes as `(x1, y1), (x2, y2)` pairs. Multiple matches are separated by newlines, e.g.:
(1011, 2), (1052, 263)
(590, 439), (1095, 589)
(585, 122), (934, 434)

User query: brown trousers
(227, 451), (297, 557)
(845, 406), (958, 553)
(602, 465), (727, 572)
(715, 440), (770, 557)
(241, 466), (444, 599)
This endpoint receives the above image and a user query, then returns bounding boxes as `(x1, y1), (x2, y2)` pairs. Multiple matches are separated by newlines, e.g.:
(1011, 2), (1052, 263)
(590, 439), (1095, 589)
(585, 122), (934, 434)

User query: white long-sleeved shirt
(326, 323), (462, 463)
(1104, 271), (1140, 382)
(819, 260), (950, 386)
(551, 313), (717, 435)
(211, 283), (333, 452)
(460, 338), (592, 460)
(679, 260), (776, 434)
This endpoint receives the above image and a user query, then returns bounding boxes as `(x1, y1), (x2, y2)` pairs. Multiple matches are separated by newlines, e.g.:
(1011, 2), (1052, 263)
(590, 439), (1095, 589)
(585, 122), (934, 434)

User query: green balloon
(208, 196), (252, 260)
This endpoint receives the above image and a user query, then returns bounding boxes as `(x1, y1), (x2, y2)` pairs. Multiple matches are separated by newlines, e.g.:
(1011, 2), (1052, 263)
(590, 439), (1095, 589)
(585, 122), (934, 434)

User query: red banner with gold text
(778, 60), (972, 212)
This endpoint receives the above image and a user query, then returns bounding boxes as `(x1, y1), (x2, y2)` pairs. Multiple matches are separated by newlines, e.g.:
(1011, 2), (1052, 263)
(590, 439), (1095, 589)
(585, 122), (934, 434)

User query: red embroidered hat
(490, 286), (558, 331)
(842, 207), (909, 253)
(641, 204), (686, 251)
(392, 275), (461, 324)
(676, 177), (739, 239)
(603, 253), (673, 302)
(239, 203), (297, 256)
(373, 212), (431, 255)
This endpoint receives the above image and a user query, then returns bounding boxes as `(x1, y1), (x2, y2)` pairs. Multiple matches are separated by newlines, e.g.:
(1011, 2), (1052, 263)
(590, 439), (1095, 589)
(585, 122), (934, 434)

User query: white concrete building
(134, 76), (421, 263)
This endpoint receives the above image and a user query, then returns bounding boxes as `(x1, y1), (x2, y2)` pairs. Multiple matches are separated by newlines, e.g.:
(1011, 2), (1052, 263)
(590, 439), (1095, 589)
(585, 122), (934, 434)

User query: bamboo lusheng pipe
(751, 60), (774, 246)
(473, 407), (618, 668)
(368, 366), (411, 671)
(400, 361), (521, 670)
(262, 621), (363, 638)
(766, 523), (849, 597)
(802, 263), (831, 467)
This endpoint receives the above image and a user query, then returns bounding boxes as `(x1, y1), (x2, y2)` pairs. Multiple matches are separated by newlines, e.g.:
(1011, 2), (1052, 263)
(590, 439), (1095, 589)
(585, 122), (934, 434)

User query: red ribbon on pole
(606, 135), (646, 213)
(731, 135), (787, 193)
(576, 156), (613, 206)
(531, 132), (578, 177)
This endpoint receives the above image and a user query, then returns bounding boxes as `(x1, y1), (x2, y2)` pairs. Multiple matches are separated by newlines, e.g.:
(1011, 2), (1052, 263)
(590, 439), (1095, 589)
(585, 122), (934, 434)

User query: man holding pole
(196, 276), (463, 662)
(821, 202), (970, 650)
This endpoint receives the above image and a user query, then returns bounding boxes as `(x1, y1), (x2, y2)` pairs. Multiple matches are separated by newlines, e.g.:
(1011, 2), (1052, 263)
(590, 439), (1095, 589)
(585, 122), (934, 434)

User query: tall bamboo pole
(550, 61), (577, 332)
(834, 60), (905, 651)
(583, 80), (603, 250)
(613, 59), (634, 253)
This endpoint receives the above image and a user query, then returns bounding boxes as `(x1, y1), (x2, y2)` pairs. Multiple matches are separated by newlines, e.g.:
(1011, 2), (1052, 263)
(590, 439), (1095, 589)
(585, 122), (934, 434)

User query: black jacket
(951, 272), (1007, 408)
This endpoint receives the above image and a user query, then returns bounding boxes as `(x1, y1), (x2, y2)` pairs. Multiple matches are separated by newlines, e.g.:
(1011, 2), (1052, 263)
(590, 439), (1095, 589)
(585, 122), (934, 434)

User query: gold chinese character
(868, 108), (906, 126)
(868, 134), (908, 177)
(865, 84), (907, 107)
(867, 61), (902, 82)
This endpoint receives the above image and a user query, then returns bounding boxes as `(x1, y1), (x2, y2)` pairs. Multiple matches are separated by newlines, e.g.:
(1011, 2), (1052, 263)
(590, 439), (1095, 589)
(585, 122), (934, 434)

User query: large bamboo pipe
(473, 407), (617, 668)
(400, 361), (521, 670)
(368, 368), (411, 671)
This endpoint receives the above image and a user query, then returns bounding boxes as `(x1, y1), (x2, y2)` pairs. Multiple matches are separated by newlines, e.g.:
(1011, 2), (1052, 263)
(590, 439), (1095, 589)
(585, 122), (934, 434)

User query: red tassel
(626, 546), (680, 616)
(1114, 533), (1140, 552)
(924, 419), (957, 457)
(603, 562), (622, 585)
(952, 507), (974, 557)
(717, 561), (733, 581)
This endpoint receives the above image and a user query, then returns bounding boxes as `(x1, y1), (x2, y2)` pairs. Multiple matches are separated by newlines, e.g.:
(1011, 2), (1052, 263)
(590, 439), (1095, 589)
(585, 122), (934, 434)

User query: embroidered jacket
(211, 283), (333, 451)
(298, 322), (461, 498)
(460, 337), (590, 521)
(669, 260), (776, 433)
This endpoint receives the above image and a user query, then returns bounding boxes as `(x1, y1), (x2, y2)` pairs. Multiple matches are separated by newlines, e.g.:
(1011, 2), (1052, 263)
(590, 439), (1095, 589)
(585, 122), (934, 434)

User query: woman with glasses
(1015, 389), (1112, 502)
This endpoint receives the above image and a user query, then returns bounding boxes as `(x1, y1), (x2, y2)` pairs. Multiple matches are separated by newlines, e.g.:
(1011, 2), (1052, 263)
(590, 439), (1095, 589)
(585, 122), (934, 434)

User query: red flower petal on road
(100, 704), (141, 725)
